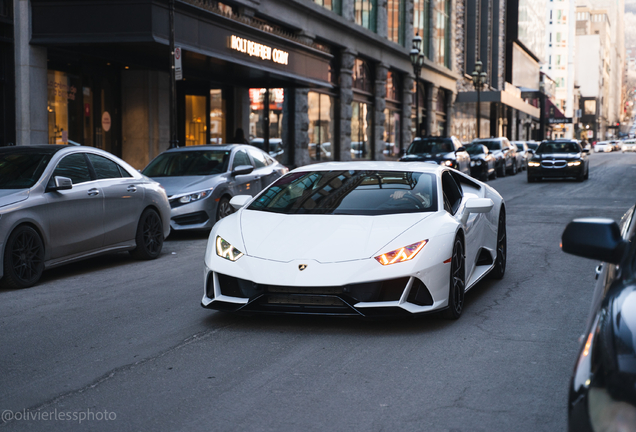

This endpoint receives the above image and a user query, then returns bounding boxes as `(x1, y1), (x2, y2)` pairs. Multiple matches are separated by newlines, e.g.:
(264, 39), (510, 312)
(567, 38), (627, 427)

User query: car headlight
(174, 189), (213, 204)
(528, 161), (540, 167)
(470, 161), (475, 167)
(442, 160), (454, 167)
(215, 236), (244, 261)
(374, 240), (428, 266)
(567, 161), (581, 166)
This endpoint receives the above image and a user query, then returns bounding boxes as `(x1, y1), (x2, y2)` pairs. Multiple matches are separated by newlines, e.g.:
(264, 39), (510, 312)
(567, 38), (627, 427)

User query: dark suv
(399, 136), (470, 175)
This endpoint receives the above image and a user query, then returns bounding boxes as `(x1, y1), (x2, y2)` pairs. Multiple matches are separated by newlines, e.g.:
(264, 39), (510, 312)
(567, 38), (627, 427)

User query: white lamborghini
(202, 162), (506, 319)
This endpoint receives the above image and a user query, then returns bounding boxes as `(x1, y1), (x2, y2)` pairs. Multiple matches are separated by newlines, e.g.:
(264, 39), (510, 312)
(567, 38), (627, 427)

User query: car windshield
(248, 170), (438, 215)
(143, 150), (231, 177)
(473, 140), (502, 151)
(536, 142), (580, 154)
(515, 143), (524, 150)
(527, 143), (538, 150)
(465, 145), (485, 156)
(406, 139), (453, 155)
(0, 153), (52, 189)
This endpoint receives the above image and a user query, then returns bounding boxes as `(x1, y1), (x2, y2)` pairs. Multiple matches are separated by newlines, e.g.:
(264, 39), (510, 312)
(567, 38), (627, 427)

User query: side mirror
(232, 165), (254, 176)
(456, 146), (466, 153)
(562, 219), (627, 264)
(48, 176), (73, 191)
(461, 198), (494, 224)
(229, 195), (252, 210)
(582, 148), (590, 154)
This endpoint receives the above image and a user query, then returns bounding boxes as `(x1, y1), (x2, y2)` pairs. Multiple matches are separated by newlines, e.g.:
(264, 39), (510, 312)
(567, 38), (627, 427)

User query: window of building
(352, 102), (372, 160)
(387, 0), (404, 45)
(185, 95), (207, 146)
(249, 88), (286, 163)
(352, 58), (372, 93)
(413, 0), (430, 58)
(584, 100), (596, 115)
(384, 71), (402, 159)
(308, 92), (335, 162)
(314, 0), (341, 14)
(433, 0), (451, 68)
(209, 89), (226, 144)
(354, 0), (376, 32)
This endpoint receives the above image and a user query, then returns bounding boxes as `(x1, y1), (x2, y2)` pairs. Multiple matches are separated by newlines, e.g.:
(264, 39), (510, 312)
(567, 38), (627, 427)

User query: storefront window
(383, 109), (401, 159)
(308, 92), (335, 162)
(413, 0), (430, 58)
(209, 89), (226, 144)
(47, 70), (79, 145)
(353, 59), (372, 93)
(185, 95), (207, 146)
(314, 0), (341, 14)
(354, 0), (376, 32)
(387, 0), (404, 45)
(249, 88), (286, 162)
(352, 102), (371, 160)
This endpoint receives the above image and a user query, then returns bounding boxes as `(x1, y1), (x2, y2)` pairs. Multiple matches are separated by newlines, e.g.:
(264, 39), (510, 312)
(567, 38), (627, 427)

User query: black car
(399, 136), (470, 175)
(471, 137), (518, 177)
(561, 205), (636, 432)
(465, 143), (496, 181)
(527, 140), (590, 182)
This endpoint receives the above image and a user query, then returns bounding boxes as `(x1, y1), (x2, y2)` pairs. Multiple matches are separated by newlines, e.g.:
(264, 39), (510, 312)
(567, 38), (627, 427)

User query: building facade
(9, 0), (461, 169)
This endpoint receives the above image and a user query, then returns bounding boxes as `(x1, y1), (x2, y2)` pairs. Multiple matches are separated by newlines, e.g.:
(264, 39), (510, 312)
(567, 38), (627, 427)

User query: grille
(266, 295), (345, 306)
(541, 160), (567, 169)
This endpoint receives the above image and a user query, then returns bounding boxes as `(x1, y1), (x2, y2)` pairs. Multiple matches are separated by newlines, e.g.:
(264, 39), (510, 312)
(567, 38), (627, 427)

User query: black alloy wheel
(2, 226), (45, 289)
(442, 237), (465, 320)
(489, 208), (507, 279)
(130, 209), (164, 260)
(216, 196), (234, 222)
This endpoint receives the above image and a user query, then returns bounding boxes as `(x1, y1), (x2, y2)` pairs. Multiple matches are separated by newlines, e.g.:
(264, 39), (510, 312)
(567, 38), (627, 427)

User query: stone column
(446, 91), (455, 138)
(428, 83), (438, 136)
(405, 0), (414, 49)
(342, 0), (355, 22)
(402, 73), (414, 150)
(376, 0), (388, 39)
(339, 50), (355, 161)
(14, 0), (48, 145)
(427, 0), (435, 60)
(294, 89), (310, 167)
(374, 63), (388, 160)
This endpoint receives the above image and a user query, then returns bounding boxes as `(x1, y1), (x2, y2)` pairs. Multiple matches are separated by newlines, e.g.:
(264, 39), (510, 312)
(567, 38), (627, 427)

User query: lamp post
(410, 34), (424, 139)
(539, 80), (546, 141)
(471, 61), (487, 139)
(169, 0), (179, 148)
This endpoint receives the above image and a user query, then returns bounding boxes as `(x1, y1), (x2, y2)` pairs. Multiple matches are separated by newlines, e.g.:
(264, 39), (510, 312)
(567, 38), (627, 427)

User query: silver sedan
(0, 145), (171, 289)
(142, 145), (288, 231)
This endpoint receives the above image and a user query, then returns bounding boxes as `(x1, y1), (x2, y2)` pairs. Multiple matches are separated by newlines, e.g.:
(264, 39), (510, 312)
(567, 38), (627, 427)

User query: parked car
(249, 138), (285, 160)
(142, 145), (288, 231)
(465, 143), (496, 181)
(471, 137), (518, 177)
(561, 205), (636, 431)
(526, 141), (539, 153)
(512, 141), (532, 170)
(399, 136), (471, 175)
(0, 145), (171, 289)
(202, 162), (506, 319)
(621, 139), (636, 152)
(594, 141), (613, 153)
(527, 140), (590, 182)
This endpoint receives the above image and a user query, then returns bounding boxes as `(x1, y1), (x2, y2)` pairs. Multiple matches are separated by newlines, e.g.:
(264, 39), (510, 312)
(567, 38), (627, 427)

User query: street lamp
(471, 60), (487, 139)
(410, 34), (424, 138)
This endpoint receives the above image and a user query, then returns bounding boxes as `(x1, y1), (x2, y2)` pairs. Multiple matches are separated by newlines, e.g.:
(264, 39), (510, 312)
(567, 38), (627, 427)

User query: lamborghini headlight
(375, 240), (428, 266)
(567, 160), (581, 166)
(175, 189), (213, 204)
(215, 236), (244, 261)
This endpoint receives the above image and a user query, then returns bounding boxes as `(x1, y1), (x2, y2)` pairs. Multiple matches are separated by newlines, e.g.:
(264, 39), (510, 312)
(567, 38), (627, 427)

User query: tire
(509, 160), (518, 175)
(577, 169), (585, 182)
(442, 236), (466, 320)
(130, 209), (164, 260)
(1, 226), (45, 289)
(489, 209), (506, 280)
(497, 161), (506, 177)
(584, 168), (589, 180)
(216, 196), (234, 222)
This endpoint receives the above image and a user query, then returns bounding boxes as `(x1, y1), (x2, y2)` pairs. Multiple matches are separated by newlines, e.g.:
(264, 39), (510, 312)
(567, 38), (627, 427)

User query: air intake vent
(407, 278), (434, 306)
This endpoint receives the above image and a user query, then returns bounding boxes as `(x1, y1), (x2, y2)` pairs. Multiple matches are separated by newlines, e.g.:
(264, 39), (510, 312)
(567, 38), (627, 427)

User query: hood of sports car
(239, 210), (432, 263)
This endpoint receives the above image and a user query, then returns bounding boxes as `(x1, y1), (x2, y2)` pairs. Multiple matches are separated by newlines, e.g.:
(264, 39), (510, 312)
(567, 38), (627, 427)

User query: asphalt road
(1, 151), (635, 432)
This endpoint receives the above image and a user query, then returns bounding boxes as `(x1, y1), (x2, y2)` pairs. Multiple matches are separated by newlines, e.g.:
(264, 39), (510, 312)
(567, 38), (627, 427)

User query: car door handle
(127, 185), (137, 192)
(87, 188), (100, 196)
(595, 264), (603, 280)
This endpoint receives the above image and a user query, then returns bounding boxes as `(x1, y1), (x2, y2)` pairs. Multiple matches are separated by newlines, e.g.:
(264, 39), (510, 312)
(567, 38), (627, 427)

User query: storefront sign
(101, 112), (111, 132)
(548, 118), (572, 124)
(229, 35), (289, 65)
(175, 47), (183, 81)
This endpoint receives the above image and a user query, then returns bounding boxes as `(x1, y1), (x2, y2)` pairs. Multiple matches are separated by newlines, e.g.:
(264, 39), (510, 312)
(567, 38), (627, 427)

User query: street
(1, 152), (635, 432)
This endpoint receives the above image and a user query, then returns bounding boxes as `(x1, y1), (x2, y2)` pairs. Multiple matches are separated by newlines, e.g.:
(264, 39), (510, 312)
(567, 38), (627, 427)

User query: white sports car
(201, 162), (506, 319)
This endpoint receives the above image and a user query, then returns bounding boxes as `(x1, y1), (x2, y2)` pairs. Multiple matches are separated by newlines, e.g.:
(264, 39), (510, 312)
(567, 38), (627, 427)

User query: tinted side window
(87, 154), (122, 180)
(118, 165), (133, 178)
(52, 154), (92, 185)
(232, 150), (252, 169)
(247, 148), (267, 169)
(441, 171), (463, 215)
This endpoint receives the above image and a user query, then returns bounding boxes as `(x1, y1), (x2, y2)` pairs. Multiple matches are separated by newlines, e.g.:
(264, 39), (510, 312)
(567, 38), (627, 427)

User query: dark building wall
(0, 0), (15, 146)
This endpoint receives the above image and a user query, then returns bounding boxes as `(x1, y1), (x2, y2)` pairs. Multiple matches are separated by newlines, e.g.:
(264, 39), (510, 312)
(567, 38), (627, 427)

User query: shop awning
(544, 98), (566, 119)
